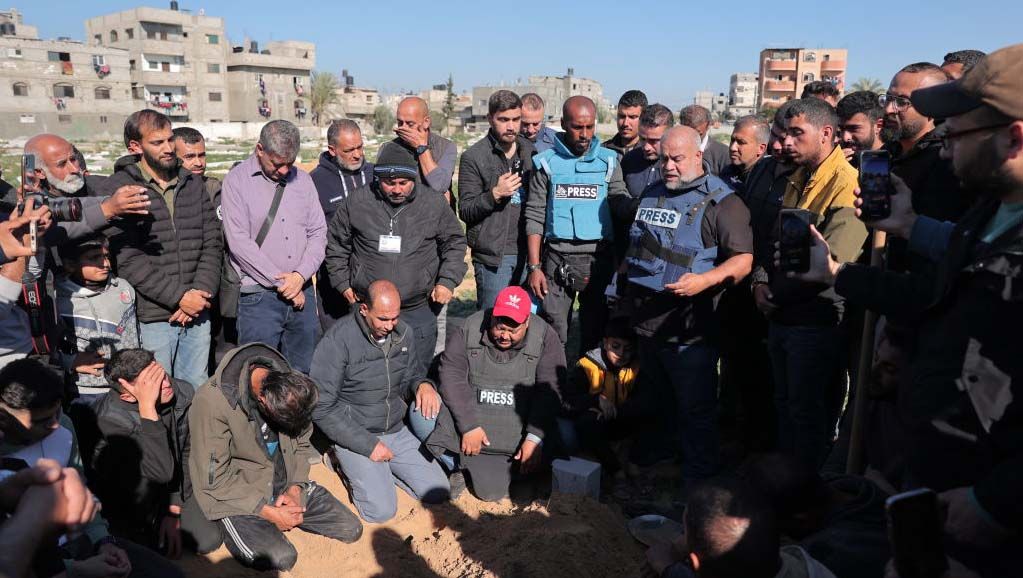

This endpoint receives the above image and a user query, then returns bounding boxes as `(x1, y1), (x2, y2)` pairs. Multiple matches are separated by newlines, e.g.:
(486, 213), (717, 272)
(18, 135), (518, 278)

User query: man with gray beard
(622, 126), (752, 490)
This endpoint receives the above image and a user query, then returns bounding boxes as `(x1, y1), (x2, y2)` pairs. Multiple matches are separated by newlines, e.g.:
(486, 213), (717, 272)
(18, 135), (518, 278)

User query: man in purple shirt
(222, 120), (327, 373)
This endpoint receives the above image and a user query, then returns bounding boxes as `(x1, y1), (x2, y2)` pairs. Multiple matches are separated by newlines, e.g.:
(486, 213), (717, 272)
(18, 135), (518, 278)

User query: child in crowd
(567, 317), (648, 493)
(56, 235), (140, 404)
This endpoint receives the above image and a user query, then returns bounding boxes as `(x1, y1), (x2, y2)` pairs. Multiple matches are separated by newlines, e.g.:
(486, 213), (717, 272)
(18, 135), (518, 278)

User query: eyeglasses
(879, 93), (913, 112)
(940, 123), (1011, 148)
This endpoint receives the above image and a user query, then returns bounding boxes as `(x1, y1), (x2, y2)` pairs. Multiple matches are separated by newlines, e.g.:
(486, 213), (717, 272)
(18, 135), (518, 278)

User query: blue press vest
(533, 137), (617, 241)
(626, 176), (733, 292)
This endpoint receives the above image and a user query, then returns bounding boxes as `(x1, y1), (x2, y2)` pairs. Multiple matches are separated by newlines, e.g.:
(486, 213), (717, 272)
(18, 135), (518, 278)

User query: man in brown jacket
(188, 343), (362, 571)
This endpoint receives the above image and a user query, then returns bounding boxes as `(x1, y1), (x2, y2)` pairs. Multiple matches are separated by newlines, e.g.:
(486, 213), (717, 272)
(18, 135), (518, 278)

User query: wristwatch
(414, 144), (429, 156)
(526, 263), (542, 273)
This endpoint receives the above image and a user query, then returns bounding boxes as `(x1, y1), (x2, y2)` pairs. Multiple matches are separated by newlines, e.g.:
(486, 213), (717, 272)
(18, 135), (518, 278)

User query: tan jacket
(188, 343), (315, 520)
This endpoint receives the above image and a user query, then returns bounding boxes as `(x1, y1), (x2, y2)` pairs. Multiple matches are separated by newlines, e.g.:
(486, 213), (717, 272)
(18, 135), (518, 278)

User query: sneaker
(448, 470), (467, 500)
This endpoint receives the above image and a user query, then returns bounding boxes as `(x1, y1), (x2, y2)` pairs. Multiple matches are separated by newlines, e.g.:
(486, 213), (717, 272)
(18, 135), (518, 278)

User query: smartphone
(858, 150), (892, 220)
(778, 209), (813, 273)
(886, 488), (948, 578)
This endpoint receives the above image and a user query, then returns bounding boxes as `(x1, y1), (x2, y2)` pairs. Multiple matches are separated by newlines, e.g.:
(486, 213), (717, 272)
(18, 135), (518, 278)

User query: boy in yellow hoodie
(567, 317), (647, 487)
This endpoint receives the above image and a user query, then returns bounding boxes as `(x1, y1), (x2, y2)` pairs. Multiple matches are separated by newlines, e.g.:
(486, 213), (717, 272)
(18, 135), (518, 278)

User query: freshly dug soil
(175, 464), (646, 577)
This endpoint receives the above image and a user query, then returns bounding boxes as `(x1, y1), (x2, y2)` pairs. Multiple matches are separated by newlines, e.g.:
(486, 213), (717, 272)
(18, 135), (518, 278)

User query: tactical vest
(464, 310), (546, 455)
(626, 178), (732, 292)
(533, 139), (617, 241)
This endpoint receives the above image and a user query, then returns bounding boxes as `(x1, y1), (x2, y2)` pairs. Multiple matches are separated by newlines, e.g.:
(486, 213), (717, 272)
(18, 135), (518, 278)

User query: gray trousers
(334, 426), (450, 523)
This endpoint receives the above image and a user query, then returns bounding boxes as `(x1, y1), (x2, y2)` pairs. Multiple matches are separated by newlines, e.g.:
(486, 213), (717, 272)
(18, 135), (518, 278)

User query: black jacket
(457, 133), (534, 268)
(309, 312), (430, 457)
(309, 151), (373, 222)
(703, 138), (731, 177)
(98, 156), (222, 322)
(91, 378), (193, 528)
(324, 181), (467, 310)
(835, 195), (1023, 531)
(885, 129), (974, 274)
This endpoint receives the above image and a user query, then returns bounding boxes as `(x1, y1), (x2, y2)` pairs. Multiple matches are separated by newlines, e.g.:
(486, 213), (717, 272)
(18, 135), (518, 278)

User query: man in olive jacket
(100, 110), (222, 389)
(188, 343), (362, 571)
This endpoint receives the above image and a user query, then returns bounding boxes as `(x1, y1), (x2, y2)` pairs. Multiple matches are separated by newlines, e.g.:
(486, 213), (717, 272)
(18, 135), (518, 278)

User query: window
(207, 63), (220, 73)
(129, 59), (136, 71)
(110, 30), (118, 42)
(823, 53), (831, 61)
(206, 34), (219, 45)
(209, 92), (222, 102)
(148, 60), (159, 70)
(125, 28), (133, 40)
(147, 28), (155, 40)
(48, 51), (70, 62)
(12, 82), (28, 97)
(804, 51), (817, 62)
(6, 47), (21, 58)
(58, 114), (72, 124)
(802, 72), (815, 83)
(19, 114), (35, 124)
(161, 62), (170, 72)
(53, 84), (75, 98)
(92, 55), (106, 67)
(100, 115), (108, 124)
(94, 34), (101, 44)
(94, 86), (111, 100)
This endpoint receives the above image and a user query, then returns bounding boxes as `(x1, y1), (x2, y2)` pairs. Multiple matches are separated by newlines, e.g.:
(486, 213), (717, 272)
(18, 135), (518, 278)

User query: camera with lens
(24, 192), (83, 222)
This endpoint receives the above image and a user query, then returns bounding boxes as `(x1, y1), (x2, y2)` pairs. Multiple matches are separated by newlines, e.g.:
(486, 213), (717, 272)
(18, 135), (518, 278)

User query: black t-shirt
(627, 193), (754, 344)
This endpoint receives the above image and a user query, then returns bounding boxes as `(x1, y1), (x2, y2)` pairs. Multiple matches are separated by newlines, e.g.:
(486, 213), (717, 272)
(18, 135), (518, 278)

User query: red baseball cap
(491, 286), (530, 324)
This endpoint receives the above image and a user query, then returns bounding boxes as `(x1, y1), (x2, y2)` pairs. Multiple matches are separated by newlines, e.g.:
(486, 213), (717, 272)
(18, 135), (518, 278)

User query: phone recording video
(858, 150), (892, 220)
(778, 209), (812, 273)
(886, 488), (948, 578)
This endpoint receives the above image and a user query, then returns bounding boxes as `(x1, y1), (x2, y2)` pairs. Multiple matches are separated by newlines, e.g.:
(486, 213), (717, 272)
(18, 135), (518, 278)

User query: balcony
(141, 70), (188, 87)
(141, 38), (185, 55)
(821, 59), (846, 71)
(765, 59), (797, 72)
(150, 99), (188, 117)
(764, 80), (796, 92)
(227, 51), (313, 72)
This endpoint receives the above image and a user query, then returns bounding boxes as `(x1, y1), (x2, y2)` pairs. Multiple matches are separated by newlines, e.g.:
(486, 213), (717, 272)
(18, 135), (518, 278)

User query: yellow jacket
(577, 350), (640, 406)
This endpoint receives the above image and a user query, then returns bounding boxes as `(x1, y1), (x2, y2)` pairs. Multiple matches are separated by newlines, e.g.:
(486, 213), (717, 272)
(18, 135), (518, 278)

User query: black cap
(373, 143), (418, 179)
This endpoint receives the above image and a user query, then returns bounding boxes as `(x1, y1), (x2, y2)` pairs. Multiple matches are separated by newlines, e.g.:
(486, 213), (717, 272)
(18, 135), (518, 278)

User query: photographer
(791, 43), (1023, 577)
(0, 201), (50, 369)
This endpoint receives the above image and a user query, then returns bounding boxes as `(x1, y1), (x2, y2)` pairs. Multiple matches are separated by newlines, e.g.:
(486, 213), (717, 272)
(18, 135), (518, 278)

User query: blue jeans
(768, 323), (846, 467)
(640, 338), (720, 480)
(141, 311), (212, 389)
(333, 426), (450, 523)
(407, 401), (457, 471)
(238, 286), (319, 374)
(473, 254), (525, 311)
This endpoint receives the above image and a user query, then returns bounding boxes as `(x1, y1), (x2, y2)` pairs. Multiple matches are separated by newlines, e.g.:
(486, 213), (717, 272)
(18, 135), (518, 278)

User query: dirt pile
(176, 464), (645, 577)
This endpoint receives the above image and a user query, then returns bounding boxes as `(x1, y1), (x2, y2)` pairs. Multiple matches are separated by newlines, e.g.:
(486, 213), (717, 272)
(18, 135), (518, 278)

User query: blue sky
(25, 0), (1023, 110)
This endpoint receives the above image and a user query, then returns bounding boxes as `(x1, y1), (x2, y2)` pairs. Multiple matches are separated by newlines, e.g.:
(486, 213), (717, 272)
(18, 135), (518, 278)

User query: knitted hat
(373, 142), (419, 179)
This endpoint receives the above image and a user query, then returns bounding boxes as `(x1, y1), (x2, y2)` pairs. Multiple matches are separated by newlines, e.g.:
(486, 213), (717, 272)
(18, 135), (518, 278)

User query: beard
(958, 136), (1013, 197)
(336, 155), (363, 172)
(41, 166), (85, 195)
(143, 148), (178, 178)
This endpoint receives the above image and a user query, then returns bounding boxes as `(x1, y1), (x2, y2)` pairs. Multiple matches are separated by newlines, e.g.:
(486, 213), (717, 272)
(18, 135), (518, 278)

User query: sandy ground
(175, 463), (646, 577)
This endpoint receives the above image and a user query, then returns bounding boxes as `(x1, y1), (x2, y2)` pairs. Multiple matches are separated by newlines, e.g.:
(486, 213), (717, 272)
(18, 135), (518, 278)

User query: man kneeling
(415, 286), (566, 502)
(189, 343), (362, 571)
(310, 280), (450, 523)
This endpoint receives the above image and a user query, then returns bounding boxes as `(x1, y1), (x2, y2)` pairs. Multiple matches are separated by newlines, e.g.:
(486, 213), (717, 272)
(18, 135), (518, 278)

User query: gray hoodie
(56, 276), (140, 395)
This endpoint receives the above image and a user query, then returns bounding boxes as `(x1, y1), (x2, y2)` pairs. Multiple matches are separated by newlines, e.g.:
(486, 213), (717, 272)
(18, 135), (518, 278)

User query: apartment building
(0, 9), (133, 139)
(226, 40), (315, 125)
(729, 72), (759, 117)
(85, 3), (230, 123)
(757, 48), (847, 111)
(469, 68), (606, 130)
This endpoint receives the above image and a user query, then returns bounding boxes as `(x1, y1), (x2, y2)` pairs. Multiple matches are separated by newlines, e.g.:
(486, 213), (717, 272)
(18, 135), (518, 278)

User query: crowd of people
(0, 41), (1018, 578)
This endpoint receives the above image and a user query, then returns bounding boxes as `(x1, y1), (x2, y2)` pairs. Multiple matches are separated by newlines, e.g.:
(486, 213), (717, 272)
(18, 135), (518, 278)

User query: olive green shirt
(137, 161), (179, 219)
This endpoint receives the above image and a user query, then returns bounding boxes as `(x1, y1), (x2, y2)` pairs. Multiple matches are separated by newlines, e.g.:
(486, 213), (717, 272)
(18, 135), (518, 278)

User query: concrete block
(552, 457), (601, 499)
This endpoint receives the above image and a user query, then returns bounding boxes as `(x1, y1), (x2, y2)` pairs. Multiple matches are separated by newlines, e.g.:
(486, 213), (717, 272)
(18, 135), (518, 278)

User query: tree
(373, 105), (395, 136)
(443, 73), (455, 123)
(850, 77), (885, 94)
(309, 71), (340, 126)
(757, 106), (778, 123)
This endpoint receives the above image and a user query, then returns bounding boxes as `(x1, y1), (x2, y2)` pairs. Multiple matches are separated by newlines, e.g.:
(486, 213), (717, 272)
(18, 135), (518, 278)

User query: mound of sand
(176, 464), (645, 577)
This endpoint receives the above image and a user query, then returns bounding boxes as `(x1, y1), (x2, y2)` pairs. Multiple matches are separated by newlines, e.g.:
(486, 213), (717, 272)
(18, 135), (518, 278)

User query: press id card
(379, 234), (402, 253)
